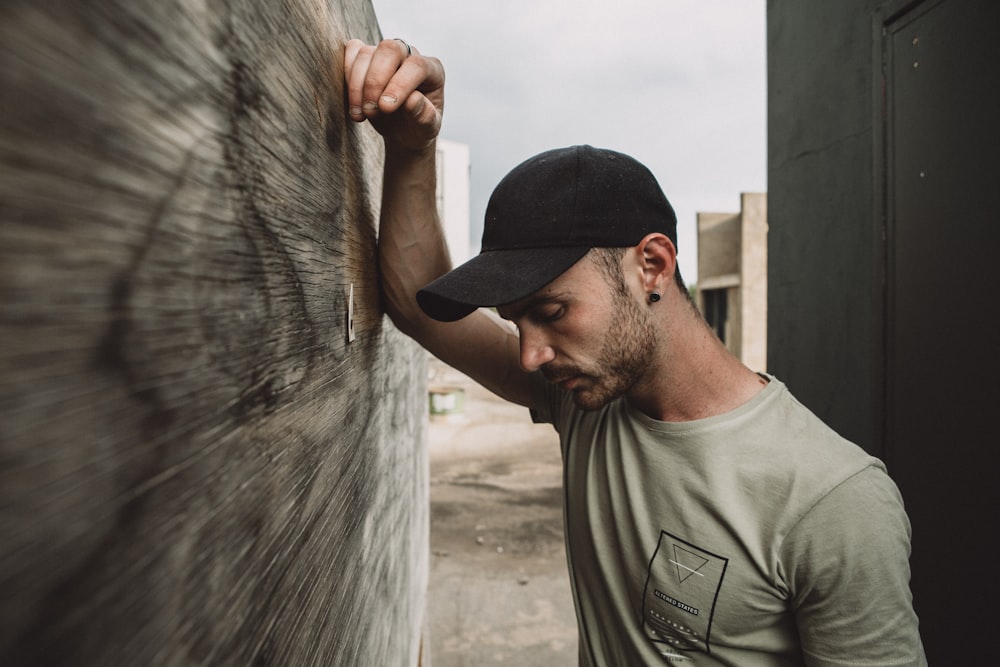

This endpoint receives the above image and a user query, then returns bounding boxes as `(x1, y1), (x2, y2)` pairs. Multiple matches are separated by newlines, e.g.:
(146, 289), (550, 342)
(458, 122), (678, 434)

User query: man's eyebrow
(498, 294), (563, 321)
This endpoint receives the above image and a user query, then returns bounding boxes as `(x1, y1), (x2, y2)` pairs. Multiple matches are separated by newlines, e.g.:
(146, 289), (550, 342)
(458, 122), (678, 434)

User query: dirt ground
(425, 359), (578, 667)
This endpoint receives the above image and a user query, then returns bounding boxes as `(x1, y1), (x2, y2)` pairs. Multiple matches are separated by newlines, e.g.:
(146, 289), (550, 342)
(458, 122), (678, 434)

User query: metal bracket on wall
(346, 283), (356, 343)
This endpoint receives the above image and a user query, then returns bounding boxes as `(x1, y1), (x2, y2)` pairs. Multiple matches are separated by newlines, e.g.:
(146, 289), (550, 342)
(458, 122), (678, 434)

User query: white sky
(372, 0), (767, 283)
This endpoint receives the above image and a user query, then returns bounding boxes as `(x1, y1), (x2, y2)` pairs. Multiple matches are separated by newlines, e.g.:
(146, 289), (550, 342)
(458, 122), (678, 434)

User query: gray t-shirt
(532, 374), (925, 666)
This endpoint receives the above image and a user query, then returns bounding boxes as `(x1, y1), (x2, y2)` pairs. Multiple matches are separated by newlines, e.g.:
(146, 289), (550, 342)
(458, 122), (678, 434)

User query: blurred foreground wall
(0, 1), (428, 664)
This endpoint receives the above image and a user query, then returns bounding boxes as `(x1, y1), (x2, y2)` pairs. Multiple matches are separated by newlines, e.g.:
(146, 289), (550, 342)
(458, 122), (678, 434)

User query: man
(344, 38), (925, 666)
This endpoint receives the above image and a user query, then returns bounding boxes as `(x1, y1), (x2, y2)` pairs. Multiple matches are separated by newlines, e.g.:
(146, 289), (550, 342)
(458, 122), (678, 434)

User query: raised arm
(344, 39), (535, 407)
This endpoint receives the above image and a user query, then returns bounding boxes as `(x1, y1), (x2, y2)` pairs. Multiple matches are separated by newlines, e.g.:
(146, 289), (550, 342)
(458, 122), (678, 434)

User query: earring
(649, 292), (661, 303)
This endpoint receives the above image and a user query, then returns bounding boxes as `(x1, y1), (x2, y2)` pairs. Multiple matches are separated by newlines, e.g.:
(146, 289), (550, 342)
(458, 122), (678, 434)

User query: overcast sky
(371, 0), (767, 283)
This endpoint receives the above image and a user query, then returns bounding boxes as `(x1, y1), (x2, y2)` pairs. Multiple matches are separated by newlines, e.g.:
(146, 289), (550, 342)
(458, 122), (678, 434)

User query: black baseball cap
(416, 144), (677, 322)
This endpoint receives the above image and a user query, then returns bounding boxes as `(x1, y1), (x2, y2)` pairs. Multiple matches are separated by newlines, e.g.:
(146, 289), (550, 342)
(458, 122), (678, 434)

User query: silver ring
(393, 38), (412, 57)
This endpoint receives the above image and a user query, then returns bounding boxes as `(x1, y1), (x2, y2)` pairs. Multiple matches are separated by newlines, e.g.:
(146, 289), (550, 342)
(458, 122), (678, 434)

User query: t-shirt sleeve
(781, 466), (927, 666)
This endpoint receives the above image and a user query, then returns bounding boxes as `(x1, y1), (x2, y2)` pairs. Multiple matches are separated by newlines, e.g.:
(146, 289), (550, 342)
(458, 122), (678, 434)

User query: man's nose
(518, 326), (555, 372)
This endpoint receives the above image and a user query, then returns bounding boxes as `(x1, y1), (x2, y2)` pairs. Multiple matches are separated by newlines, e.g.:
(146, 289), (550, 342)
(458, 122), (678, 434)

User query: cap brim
(416, 246), (590, 322)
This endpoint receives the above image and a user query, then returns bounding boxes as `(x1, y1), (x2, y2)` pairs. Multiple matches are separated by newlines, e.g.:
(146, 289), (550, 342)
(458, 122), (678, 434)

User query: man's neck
(627, 302), (767, 423)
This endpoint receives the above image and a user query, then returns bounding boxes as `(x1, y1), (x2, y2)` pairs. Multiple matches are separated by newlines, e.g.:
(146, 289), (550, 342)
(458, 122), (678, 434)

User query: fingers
(344, 38), (365, 80)
(343, 38), (445, 150)
(401, 88), (439, 131)
(374, 47), (425, 112)
(345, 39), (375, 121)
(345, 39), (443, 124)
(361, 39), (417, 118)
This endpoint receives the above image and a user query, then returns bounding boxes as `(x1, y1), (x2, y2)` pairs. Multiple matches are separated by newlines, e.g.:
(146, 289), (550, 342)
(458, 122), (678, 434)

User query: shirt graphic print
(642, 530), (729, 659)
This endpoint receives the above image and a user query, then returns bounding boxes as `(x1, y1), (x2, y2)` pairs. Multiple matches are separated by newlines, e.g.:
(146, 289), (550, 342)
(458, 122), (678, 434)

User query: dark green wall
(768, 0), (999, 662)
(767, 0), (884, 453)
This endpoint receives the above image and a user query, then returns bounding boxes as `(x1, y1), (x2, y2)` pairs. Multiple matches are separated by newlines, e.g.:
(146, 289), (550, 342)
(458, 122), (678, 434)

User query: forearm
(377, 142), (451, 338)
(376, 142), (532, 405)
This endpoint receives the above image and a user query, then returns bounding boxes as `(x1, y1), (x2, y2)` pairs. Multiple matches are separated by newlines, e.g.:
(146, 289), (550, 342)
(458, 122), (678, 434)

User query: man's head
(492, 246), (661, 410)
(416, 145), (678, 322)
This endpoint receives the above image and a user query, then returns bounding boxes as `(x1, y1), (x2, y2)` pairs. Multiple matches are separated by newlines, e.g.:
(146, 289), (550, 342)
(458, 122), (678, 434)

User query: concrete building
(435, 138), (472, 264)
(696, 192), (768, 372)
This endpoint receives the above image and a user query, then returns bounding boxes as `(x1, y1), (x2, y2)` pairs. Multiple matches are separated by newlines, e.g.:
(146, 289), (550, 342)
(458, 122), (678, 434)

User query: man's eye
(533, 306), (564, 323)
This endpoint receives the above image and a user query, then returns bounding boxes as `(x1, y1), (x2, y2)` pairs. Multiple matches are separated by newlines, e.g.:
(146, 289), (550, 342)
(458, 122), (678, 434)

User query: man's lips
(543, 368), (582, 389)
(558, 377), (580, 390)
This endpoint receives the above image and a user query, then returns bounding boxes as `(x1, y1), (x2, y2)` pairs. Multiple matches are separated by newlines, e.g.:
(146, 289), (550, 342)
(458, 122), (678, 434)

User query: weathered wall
(0, 1), (428, 665)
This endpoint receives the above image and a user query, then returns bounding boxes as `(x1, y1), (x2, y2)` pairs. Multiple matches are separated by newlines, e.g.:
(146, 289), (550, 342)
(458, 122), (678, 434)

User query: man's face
(498, 253), (657, 411)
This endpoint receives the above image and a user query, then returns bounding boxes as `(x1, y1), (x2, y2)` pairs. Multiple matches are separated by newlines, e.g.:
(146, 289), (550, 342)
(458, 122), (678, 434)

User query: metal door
(879, 0), (999, 659)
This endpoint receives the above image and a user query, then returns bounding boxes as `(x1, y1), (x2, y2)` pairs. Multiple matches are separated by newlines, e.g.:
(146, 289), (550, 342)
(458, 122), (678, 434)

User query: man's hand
(344, 38), (445, 152)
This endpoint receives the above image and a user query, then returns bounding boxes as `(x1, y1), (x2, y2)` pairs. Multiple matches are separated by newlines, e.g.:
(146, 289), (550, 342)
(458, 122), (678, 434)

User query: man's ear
(636, 233), (677, 292)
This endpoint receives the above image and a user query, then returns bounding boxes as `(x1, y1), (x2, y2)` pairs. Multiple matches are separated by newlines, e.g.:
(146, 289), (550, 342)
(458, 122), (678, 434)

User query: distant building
(435, 139), (472, 264)
(696, 193), (768, 372)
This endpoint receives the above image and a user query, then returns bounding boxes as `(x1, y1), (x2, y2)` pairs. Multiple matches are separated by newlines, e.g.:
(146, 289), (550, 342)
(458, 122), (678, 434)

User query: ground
(426, 358), (578, 666)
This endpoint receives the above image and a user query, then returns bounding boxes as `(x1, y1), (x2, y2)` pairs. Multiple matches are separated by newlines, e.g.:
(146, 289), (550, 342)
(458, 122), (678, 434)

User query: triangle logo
(672, 545), (709, 584)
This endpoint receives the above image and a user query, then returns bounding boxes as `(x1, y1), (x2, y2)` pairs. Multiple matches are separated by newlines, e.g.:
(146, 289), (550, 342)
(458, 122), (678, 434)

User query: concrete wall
(437, 139), (472, 265)
(739, 193), (768, 373)
(0, 2), (428, 664)
(697, 213), (741, 283)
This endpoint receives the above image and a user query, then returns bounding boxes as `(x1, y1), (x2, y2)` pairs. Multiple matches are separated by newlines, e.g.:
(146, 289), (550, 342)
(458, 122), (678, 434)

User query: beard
(546, 288), (658, 411)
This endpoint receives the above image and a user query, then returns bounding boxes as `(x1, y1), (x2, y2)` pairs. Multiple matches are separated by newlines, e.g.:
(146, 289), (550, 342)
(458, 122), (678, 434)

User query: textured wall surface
(766, 0), (883, 450)
(0, 1), (428, 664)
(767, 0), (999, 662)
